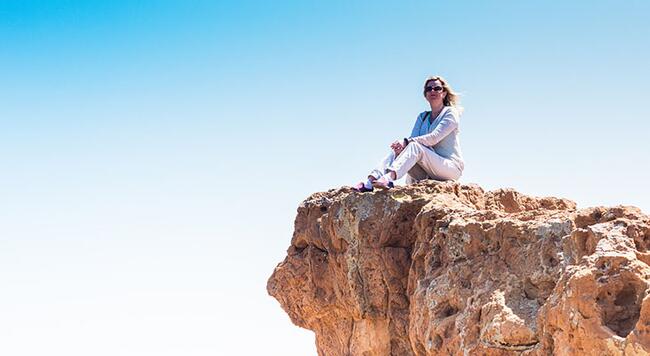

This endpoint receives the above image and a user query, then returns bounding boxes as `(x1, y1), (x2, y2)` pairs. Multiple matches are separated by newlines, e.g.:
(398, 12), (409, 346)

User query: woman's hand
(390, 140), (405, 156)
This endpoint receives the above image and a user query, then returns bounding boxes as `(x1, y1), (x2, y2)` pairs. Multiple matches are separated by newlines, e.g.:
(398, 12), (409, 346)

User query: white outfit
(369, 106), (464, 183)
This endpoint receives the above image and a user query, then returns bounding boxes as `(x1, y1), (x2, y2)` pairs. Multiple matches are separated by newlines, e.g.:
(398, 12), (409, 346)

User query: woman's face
(424, 80), (446, 105)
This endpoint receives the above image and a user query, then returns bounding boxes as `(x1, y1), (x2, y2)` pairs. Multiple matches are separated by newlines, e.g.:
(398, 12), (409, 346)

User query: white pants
(369, 142), (462, 183)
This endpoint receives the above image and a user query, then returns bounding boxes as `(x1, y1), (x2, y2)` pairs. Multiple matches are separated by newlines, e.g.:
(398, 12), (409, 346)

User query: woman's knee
(406, 141), (425, 153)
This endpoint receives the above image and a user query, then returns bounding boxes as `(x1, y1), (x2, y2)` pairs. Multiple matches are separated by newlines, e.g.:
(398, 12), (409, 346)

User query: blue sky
(1, 1), (649, 355)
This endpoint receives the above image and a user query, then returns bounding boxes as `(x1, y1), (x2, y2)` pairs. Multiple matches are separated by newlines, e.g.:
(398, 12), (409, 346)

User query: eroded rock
(267, 181), (650, 355)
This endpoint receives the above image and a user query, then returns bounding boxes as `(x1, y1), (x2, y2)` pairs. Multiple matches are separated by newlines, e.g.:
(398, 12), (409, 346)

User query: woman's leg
(405, 163), (429, 184)
(368, 151), (396, 180)
(388, 142), (461, 181)
(353, 151), (398, 191)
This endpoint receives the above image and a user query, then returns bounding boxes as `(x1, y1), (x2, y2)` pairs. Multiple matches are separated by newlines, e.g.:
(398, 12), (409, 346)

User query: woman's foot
(352, 181), (373, 192)
(372, 176), (394, 190)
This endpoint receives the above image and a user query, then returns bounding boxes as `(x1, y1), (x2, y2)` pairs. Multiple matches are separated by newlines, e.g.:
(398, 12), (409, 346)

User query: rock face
(267, 181), (650, 355)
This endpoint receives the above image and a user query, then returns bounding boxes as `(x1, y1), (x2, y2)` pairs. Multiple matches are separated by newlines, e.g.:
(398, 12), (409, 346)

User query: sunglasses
(425, 85), (444, 93)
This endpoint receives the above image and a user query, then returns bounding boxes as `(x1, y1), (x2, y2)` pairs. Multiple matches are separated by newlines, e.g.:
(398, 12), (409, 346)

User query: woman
(353, 75), (465, 191)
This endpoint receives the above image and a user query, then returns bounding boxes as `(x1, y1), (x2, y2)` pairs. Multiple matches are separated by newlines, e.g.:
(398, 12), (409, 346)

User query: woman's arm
(411, 109), (458, 146)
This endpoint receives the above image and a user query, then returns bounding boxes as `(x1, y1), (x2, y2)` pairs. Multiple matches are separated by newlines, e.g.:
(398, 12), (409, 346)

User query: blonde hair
(423, 75), (463, 113)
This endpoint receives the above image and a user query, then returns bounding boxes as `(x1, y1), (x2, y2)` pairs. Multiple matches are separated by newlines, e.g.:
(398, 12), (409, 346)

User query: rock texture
(267, 181), (650, 355)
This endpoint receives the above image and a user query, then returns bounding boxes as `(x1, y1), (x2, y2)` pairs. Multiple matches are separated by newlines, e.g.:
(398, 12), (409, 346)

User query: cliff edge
(267, 181), (650, 355)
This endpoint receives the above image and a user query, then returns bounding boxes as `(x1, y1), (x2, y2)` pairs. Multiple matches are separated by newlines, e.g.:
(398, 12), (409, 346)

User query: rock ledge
(268, 181), (650, 355)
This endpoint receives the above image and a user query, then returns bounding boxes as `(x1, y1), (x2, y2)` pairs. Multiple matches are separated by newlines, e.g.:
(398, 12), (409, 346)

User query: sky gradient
(1, 1), (649, 355)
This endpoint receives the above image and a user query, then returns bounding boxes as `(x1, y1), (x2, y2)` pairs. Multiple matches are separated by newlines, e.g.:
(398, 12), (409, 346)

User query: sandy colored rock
(267, 181), (650, 355)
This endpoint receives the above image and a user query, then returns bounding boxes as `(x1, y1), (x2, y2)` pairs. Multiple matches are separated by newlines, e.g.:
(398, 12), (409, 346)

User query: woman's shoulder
(416, 107), (461, 120)
(415, 111), (430, 122)
(449, 105), (466, 116)
(445, 106), (461, 119)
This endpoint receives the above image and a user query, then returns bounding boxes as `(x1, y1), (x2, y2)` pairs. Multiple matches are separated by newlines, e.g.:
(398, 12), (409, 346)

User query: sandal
(352, 181), (373, 192)
(372, 178), (394, 190)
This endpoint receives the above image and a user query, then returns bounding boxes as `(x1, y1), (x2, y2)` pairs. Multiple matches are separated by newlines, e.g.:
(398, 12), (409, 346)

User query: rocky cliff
(267, 181), (650, 355)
